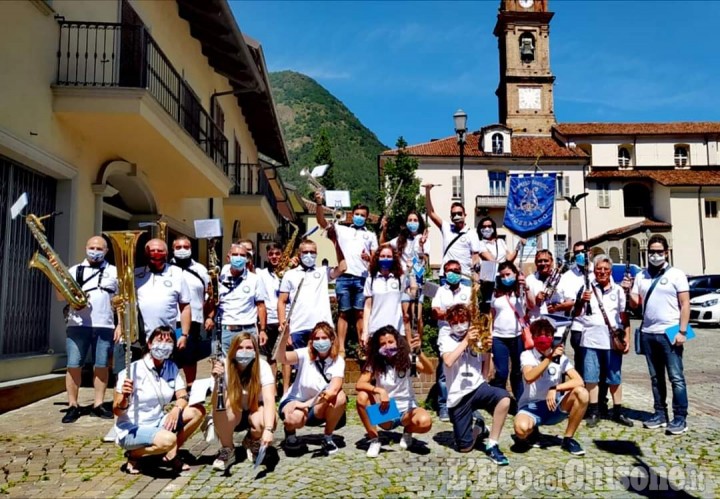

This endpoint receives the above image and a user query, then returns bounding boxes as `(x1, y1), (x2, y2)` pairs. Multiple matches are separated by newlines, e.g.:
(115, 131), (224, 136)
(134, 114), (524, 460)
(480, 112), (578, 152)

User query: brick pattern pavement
(1, 321), (718, 497)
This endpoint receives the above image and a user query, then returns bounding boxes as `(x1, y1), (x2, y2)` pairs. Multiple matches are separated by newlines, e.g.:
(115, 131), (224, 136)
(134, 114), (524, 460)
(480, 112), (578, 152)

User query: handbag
(635, 267), (670, 355)
(591, 285), (626, 353)
(505, 295), (533, 349)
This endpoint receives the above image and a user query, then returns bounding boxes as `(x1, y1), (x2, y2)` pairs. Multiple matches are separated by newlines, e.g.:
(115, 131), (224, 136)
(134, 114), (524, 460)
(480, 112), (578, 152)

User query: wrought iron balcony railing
(56, 20), (228, 170)
(227, 163), (279, 218)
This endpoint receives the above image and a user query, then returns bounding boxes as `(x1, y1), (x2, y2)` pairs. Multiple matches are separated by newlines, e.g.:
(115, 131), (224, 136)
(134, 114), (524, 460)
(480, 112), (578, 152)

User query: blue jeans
(437, 363), (448, 413)
(641, 332), (688, 418)
(449, 383), (509, 450)
(221, 325), (257, 355)
(570, 330), (584, 380)
(490, 336), (524, 401)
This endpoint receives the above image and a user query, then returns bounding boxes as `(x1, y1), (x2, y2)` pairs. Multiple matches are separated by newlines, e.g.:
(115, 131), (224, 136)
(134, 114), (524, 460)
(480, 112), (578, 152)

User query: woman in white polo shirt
(277, 322), (347, 456)
(356, 325), (433, 458)
(362, 244), (408, 345)
(113, 326), (205, 475)
(210, 333), (276, 472)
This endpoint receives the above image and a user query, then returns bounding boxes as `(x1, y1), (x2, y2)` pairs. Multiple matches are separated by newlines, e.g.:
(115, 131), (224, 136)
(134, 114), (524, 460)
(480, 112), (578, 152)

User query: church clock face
(519, 0), (534, 8)
(518, 87), (542, 110)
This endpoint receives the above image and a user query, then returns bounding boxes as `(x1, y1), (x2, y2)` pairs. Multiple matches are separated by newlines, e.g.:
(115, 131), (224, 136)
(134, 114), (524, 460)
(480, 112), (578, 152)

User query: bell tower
(495, 0), (556, 135)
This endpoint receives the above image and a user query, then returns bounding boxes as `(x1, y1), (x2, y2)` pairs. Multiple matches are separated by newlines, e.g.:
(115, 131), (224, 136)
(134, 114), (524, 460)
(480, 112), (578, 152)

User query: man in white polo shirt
(214, 243), (267, 354)
(315, 191), (378, 355)
(627, 234), (690, 435)
(424, 184), (481, 284)
(169, 235), (210, 388)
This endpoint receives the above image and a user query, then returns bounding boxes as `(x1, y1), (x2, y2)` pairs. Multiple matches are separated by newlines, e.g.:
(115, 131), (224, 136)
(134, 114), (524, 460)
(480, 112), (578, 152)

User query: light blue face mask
(501, 277), (516, 287)
(445, 271), (461, 285)
(352, 214), (366, 227)
(230, 255), (247, 270)
(406, 221), (419, 233)
(86, 249), (105, 263)
(313, 338), (332, 354)
(235, 350), (256, 367)
(574, 253), (586, 267)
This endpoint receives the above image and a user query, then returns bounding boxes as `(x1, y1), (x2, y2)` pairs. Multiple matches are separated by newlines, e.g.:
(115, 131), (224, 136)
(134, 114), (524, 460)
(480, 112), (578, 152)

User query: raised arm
(314, 190), (329, 229)
(424, 184), (443, 228)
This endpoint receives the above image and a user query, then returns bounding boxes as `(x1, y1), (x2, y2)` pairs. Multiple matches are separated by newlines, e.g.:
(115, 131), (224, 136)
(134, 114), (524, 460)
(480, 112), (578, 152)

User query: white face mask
(480, 228), (494, 239)
(648, 253), (666, 267)
(450, 322), (469, 335)
(300, 253), (317, 268)
(235, 350), (256, 366)
(150, 343), (173, 361)
(173, 248), (191, 260)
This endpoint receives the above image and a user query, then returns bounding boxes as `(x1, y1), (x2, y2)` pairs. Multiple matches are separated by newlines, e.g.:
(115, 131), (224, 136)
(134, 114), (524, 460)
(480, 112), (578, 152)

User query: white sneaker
(366, 438), (381, 458)
(399, 432), (413, 450)
(102, 426), (117, 443)
(203, 416), (216, 444)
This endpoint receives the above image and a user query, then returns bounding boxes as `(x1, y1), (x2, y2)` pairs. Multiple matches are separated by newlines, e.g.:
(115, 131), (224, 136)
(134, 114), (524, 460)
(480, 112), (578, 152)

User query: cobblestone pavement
(2, 321), (719, 498)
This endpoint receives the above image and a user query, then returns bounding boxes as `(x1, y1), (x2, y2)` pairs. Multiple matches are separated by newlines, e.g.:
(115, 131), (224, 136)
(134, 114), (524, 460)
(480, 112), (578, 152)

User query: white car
(689, 292), (720, 325)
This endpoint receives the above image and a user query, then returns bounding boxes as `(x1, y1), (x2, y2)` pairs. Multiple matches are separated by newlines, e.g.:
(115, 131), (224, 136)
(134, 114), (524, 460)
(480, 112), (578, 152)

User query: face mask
(480, 228), (494, 239)
(406, 221), (419, 233)
(150, 343), (173, 361)
(451, 214), (464, 224)
(352, 214), (366, 227)
(379, 346), (398, 358)
(173, 248), (191, 260)
(230, 255), (247, 270)
(300, 253), (317, 268)
(313, 338), (332, 354)
(446, 271), (461, 285)
(501, 277), (516, 287)
(649, 253), (666, 267)
(451, 322), (469, 335)
(534, 336), (553, 355)
(235, 350), (256, 367)
(379, 258), (393, 271)
(86, 249), (105, 263)
(574, 253), (586, 267)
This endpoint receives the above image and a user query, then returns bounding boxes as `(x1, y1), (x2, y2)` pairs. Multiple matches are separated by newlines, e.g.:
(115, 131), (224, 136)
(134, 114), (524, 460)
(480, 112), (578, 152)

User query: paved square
(1, 321), (718, 497)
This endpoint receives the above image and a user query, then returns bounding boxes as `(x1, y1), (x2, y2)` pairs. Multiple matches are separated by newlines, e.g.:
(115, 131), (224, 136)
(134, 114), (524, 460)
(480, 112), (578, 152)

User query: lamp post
(454, 109), (468, 205)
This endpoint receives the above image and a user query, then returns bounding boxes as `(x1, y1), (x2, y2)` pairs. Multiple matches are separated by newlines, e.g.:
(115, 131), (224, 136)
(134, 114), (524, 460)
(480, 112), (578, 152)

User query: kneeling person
(356, 325), (433, 458)
(439, 304), (511, 465)
(277, 322), (347, 456)
(210, 333), (276, 472)
(513, 319), (588, 456)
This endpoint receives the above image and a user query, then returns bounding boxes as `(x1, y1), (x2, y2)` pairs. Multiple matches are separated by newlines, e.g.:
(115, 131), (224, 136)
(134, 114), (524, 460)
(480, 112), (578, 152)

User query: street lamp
(454, 109), (468, 204)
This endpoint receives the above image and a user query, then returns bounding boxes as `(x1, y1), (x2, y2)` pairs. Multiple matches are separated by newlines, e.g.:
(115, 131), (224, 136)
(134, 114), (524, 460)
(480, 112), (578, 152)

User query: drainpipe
(582, 162), (589, 241)
(698, 186), (706, 274)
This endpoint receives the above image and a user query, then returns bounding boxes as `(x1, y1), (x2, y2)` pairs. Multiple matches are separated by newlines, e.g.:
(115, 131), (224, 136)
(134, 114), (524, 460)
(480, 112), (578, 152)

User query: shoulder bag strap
(443, 230), (465, 258)
(591, 285), (616, 337)
(640, 266), (670, 330)
(505, 294), (528, 328)
(314, 359), (332, 384)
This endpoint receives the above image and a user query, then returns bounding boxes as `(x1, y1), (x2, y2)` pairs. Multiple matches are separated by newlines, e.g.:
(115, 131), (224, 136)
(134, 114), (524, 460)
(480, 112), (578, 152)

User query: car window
(709, 276), (720, 290)
(689, 277), (708, 289)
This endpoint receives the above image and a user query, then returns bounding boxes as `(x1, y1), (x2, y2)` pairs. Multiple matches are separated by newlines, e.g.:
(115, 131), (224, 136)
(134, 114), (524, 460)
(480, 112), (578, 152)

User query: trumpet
(332, 200), (346, 223)
(300, 167), (326, 194)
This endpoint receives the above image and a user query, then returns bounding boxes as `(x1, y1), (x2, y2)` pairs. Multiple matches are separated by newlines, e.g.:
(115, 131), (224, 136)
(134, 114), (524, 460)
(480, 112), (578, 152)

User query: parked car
(688, 275), (720, 299)
(689, 291), (720, 325)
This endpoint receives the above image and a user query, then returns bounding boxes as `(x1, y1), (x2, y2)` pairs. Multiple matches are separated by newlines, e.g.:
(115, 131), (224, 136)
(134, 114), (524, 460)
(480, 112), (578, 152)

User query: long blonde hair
(226, 333), (261, 413)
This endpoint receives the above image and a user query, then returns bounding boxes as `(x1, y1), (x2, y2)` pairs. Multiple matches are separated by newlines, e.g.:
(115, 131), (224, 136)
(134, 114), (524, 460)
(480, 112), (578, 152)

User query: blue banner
(503, 173), (556, 238)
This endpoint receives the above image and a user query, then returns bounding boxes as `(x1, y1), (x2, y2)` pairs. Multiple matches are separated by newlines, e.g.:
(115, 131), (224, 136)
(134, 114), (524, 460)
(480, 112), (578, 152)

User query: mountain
(268, 70), (386, 210)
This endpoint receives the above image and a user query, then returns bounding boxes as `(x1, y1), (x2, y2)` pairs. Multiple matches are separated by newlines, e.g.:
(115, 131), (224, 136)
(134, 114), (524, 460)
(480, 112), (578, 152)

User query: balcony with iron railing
(475, 194), (508, 208)
(225, 163), (280, 231)
(52, 20), (231, 196)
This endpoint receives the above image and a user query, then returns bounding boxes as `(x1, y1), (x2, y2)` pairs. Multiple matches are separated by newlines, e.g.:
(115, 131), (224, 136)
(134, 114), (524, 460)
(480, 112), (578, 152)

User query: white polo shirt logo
(460, 294), (468, 301)
(548, 365), (558, 377)
(242, 285), (251, 294)
(660, 277), (669, 285)
(363, 233), (369, 240)
(390, 281), (399, 290)
(313, 271), (321, 279)
(164, 280), (172, 288)
(460, 236), (467, 242)
(610, 293), (617, 301)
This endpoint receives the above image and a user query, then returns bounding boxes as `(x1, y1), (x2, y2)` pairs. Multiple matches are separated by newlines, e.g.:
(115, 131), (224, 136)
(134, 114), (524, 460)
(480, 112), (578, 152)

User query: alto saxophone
(275, 221), (299, 279)
(469, 281), (492, 354)
(26, 213), (88, 310)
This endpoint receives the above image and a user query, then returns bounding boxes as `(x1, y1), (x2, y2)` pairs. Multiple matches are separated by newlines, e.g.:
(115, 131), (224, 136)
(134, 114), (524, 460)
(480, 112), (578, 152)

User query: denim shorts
(400, 292), (425, 304)
(335, 274), (366, 312)
(117, 419), (165, 450)
(221, 325), (257, 354)
(583, 347), (622, 385)
(518, 394), (568, 427)
(66, 326), (114, 368)
(290, 329), (311, 350)
(279, 395), (346, 429)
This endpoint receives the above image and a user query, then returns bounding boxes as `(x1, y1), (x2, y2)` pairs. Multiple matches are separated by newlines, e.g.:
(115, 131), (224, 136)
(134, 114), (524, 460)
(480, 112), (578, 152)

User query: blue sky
(232, 1), (720, 148)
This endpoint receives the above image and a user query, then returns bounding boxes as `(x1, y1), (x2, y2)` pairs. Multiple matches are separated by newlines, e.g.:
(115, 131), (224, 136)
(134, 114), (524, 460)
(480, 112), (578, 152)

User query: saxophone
(26, 213), (88, 310)
(275, 221), (299, 279)
(104, 231), (144, 371)
(469, 281), (492, 354)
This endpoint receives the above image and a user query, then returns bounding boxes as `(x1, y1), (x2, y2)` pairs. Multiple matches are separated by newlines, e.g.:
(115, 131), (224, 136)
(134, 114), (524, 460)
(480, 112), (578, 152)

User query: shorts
(290, 329), (311, 350)
(400, 292), (425, 304)
(66, 326), (114, 368)
(335, 274), (366, 312)
(260, 323), (280, 359)
(174, 322), (203, 367)
(380, 408), (414, 430)
(583, 347), (622, 385)
(278, 395), (346, 429)
(518, 394), (568, 427)
(117, 412), (183, 450)
(221, 324), (257, 354)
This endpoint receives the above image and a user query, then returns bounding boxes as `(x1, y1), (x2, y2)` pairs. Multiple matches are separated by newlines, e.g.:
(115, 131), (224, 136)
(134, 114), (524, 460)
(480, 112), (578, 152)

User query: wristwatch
(678, 330), (687, 336)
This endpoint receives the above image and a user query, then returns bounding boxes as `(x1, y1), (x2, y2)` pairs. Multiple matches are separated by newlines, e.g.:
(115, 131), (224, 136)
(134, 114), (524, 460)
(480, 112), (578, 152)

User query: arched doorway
(624, 237), (641, 265)
(609, 246), (621, 263)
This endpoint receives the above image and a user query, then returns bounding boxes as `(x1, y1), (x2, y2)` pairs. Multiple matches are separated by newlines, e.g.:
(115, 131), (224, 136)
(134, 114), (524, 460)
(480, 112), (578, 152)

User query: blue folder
(665, 324), (696, 343)
(366, 399), (401, 426)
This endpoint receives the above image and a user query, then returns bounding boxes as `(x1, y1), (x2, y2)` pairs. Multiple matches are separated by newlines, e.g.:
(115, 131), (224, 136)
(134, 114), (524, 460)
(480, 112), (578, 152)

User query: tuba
(469, 281), (492, 354)
(104, 230), (144, 370)
(26, 213), (88, 310)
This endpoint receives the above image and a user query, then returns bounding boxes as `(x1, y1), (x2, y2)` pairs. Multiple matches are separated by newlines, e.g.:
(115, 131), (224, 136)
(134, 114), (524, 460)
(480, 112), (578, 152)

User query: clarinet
(582, 249), (592, 315)
(208, 239), (226, 412)
(409, 294), (419, 378)
(621, 261), (632, 327)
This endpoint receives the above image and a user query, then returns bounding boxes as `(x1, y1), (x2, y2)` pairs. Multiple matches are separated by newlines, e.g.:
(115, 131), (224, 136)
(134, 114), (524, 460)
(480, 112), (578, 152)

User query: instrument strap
(76, 264), (108, 293)
(443, 229), (465, 258)
(640, 266), (671, 331)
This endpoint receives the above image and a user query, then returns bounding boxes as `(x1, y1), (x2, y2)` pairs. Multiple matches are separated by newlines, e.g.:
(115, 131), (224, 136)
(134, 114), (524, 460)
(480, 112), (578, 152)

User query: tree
(379, 136), (424, 238)
(312, 128), (336, 191)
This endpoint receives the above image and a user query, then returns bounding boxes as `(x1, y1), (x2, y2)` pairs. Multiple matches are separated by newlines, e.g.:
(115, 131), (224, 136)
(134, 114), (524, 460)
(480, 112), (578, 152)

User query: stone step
(0, 373), (66, 414)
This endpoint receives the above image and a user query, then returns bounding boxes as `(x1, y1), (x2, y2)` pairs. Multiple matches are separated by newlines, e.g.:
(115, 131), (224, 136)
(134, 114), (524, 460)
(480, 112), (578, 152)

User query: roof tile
(587, 169), (720, 186)
(555, 122), (720, 136)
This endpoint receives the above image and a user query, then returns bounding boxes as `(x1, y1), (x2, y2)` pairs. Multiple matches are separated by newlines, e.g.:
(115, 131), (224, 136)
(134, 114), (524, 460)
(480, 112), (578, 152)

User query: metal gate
(0, 156), (57, 356)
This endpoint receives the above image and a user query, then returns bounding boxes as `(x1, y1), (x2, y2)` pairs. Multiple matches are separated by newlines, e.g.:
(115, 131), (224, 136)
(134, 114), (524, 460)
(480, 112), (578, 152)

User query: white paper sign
(194, 219), (222, 239)
(325, 190), (351, 208)
(479, 261), (498, 283)
(10, 193), (28, 219)
(188, 377), (214, 406)
(310, 164), (330, 178)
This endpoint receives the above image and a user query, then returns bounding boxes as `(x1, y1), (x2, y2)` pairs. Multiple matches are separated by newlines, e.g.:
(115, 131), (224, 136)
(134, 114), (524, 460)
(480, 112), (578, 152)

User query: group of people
(56, 186), (691, 474)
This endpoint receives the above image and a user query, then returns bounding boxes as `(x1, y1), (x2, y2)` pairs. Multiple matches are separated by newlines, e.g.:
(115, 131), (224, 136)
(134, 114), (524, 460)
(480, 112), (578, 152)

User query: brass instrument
(138, 217), (167, 241)
(276, 221), (299, 279)
(332, 201), (346, 223)
(26, 213), (88, 310)
(207, 238), (226, 412)
(540, 260), (568, 306)
(104, 230), (144, 371)
(300, 167), (326, 195)
(469, 281), (492, 353)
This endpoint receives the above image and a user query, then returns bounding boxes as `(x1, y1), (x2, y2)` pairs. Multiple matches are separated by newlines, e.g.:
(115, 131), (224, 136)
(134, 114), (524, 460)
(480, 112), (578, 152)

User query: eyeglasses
(481, 225), (493, 229)
(595, 268), (611, 274)
(648, 249), (665, 255)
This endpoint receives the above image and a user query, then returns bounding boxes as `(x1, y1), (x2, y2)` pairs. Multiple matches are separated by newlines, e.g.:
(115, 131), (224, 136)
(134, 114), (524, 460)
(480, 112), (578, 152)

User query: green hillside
(269, 71), (386, 210)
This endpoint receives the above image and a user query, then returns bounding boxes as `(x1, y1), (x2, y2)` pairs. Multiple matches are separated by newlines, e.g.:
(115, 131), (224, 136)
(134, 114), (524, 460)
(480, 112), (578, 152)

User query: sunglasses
(648, 249), (665, 255)
(451, 212), (464, 217)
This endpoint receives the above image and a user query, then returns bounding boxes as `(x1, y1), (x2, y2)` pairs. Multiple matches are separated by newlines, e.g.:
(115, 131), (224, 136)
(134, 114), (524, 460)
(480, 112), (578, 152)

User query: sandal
(163, 455), (190, 473)
(123, 459), (141, 475)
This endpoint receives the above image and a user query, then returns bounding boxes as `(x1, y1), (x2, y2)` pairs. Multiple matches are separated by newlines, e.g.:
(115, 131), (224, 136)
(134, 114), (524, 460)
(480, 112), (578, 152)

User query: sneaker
(212, 447), (235, 472)
(561, 437), (585, 456)
(666, 417), (688, 435)
(643, 413), (668, 429)
(242, 434), (261, 461)
(62, 405), (81, 424)
(612, 414), (634, 427)
(399, 432), (413, 450)
(586, 413), (600, 428)
(473, 416), (490, 441)
(102, 426), (117, 443)
(202, 416), (216, 444)
(486, 444), (509, 466)
(321, 437), (339, 456)
(366, 438), (381, 458)
(90, 405), (113, 419)
(438, 407), (450, 422)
